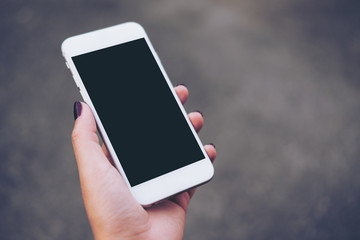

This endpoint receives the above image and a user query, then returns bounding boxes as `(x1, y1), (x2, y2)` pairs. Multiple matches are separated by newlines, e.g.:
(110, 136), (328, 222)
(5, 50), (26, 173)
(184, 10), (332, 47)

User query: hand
(71, 85), (216, 240)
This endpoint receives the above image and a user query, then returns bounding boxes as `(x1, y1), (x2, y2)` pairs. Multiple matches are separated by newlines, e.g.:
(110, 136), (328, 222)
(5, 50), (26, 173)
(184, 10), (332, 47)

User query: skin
(72, 85), (216, 240)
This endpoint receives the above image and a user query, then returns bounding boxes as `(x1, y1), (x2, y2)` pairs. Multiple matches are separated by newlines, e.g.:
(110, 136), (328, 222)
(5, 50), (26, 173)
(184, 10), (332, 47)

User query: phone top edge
(61, 22), (145, 57)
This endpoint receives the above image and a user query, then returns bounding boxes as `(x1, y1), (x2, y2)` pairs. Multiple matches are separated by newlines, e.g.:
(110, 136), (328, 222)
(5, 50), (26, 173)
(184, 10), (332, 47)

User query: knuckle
(71, 129), (82, 144)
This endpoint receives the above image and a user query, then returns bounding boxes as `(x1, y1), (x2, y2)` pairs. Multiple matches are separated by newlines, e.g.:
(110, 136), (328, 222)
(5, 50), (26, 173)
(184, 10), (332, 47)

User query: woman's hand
(72, 85), (216, 240)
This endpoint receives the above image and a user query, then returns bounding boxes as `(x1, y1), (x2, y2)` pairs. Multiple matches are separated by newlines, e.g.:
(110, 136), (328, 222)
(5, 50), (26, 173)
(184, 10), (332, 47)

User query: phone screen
(72, 38), (205, 187)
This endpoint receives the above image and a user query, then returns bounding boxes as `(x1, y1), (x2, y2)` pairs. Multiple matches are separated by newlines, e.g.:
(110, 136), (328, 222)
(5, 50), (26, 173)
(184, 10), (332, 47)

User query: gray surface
(1, 0), (360, 239)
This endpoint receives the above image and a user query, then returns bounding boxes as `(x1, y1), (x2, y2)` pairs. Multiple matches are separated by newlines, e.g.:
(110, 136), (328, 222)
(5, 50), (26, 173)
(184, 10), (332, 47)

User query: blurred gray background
(1, 0), (360, 239)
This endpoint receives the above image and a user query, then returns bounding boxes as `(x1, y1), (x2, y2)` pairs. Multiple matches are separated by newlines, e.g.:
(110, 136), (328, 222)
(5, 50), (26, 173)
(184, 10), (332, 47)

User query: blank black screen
(72, 38), (204, 186)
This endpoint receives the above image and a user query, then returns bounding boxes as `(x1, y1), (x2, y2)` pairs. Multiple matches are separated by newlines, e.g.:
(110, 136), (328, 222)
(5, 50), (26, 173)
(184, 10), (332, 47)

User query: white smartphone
(61, 22), (214, 206)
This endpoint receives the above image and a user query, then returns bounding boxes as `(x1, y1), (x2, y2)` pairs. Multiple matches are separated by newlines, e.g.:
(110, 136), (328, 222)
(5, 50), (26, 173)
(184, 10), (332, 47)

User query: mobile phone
(61, 22), (214, 206)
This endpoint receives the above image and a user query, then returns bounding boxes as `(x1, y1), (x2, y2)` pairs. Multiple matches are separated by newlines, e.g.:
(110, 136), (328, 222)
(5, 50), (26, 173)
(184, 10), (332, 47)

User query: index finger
(174, 84), (189, 104)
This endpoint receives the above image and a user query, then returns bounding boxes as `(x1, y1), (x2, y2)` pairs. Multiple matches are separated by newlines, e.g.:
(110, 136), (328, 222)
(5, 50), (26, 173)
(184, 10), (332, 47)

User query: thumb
(71, 102), (146, 238)
(72, 101), (112, 180)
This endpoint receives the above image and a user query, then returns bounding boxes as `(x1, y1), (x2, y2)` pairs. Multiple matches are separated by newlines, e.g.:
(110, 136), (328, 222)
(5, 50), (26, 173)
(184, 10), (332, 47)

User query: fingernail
(208, 143), (216, 149)
(177, 83), (187, 87)
(74, 101), (82, 120)
(196, 110), (203, 116)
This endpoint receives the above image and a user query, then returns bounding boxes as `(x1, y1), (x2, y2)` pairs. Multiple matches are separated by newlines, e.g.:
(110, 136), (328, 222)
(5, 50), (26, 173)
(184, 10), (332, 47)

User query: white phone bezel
(62, 22), (214, 206)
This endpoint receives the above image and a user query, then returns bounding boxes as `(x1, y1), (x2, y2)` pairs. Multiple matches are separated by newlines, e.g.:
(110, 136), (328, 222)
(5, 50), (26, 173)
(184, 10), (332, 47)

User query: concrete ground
(1, 0), (360, 239)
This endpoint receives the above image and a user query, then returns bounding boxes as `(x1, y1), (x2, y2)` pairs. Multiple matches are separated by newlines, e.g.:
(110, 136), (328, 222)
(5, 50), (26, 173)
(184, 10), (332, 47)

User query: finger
(174, 84), (189, 104)
(188, 111), (204, 133)
(204, 144), (216, 163)
(72, 102), (146, 236)
(72, 102), (112, 178)
(187, 188), (197, 199)
(188, 143), (217, 198)
(167, 191), (191, 212)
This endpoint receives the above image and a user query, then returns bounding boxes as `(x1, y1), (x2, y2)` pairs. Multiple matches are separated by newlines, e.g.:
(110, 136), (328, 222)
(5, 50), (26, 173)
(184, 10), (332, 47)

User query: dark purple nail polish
(208, 143), (216, 149)
(74, 101), (82, 120)
(196, 110), (203, 116)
